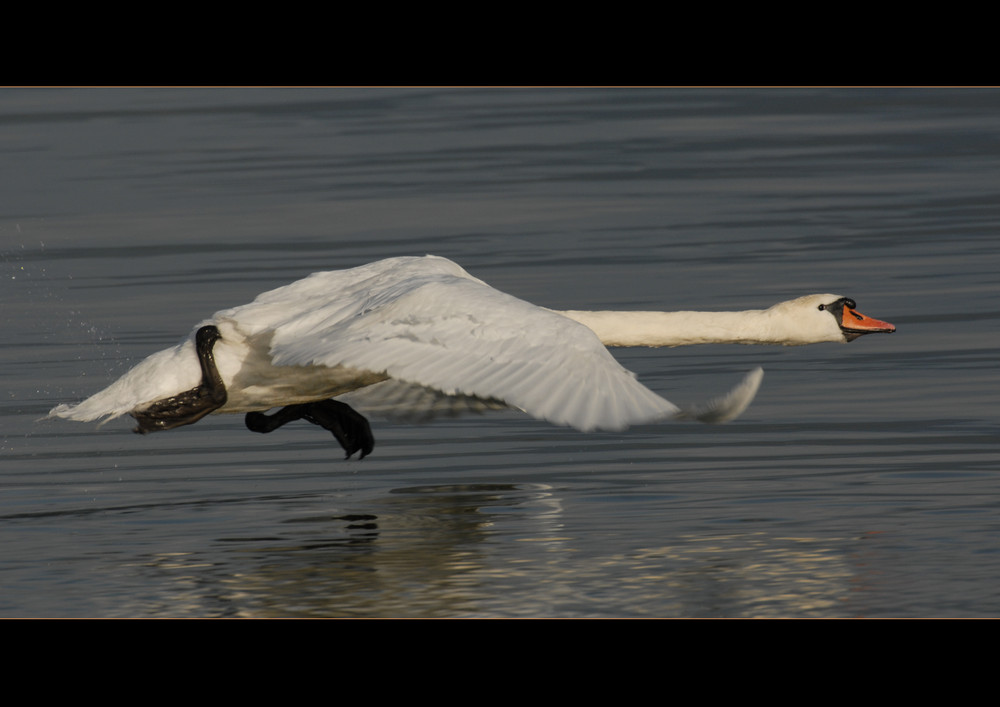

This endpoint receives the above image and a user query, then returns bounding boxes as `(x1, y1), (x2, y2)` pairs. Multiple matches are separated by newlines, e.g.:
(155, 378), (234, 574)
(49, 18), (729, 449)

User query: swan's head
(771, 294), (896, 344)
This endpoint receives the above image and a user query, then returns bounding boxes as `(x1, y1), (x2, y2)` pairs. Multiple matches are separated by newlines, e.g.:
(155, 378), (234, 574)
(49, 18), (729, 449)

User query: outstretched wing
(245, 256), (682, 432)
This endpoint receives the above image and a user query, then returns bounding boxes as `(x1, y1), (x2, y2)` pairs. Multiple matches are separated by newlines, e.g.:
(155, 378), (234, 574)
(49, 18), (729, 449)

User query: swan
(47, 255), (895, 458)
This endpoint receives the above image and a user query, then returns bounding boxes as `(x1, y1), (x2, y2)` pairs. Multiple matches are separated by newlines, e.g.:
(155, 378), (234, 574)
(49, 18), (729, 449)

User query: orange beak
(841, 305), (895, 338)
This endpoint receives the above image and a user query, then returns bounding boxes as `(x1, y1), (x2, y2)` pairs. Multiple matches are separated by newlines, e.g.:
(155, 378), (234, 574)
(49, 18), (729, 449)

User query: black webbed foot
(302, 400), (375, 460)
(245, 399), (375, 459)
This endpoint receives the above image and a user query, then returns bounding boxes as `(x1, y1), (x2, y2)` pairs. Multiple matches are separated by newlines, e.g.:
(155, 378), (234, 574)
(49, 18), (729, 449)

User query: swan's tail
(675, 367), (764, 424)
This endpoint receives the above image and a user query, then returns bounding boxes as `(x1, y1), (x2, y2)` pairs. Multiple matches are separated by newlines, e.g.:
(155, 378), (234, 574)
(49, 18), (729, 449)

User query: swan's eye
(818, 304), (826, 311)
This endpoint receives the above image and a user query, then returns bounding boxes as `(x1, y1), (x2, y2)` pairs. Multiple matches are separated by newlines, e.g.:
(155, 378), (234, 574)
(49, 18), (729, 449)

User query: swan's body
(48, 255), (894, 457)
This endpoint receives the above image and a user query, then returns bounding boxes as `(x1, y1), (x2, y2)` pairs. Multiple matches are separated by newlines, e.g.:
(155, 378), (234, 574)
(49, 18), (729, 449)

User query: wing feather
(255, 256), (680, 431)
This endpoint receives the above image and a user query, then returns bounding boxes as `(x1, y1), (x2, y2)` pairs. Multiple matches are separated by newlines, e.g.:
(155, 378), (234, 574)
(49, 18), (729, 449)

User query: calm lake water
(2, 87), (999, 617)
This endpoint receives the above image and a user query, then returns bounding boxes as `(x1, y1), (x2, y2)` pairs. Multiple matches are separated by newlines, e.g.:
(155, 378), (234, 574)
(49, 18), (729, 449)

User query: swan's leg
(245, 399), (375, 460)
(132, 326), (228, 434)
(244, 405), (308, 433)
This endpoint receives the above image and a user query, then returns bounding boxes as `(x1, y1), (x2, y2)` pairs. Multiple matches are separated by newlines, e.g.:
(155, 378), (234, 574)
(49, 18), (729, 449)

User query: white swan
(47, 255), (894, 458)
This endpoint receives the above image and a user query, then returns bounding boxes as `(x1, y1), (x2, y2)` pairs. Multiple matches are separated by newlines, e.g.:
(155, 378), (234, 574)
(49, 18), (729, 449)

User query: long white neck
(555, 308), (821, 347)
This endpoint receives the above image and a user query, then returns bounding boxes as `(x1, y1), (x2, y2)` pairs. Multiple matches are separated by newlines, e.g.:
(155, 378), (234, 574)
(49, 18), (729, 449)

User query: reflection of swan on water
(47, 255), (894, 458)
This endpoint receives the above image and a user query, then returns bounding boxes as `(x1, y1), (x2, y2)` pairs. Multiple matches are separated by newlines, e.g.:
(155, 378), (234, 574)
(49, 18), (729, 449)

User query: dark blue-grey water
(2, 87), (999, 617)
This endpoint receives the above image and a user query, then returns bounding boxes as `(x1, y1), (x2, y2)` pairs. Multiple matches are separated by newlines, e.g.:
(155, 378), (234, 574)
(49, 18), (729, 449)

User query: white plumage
(48, 255), (894, 446)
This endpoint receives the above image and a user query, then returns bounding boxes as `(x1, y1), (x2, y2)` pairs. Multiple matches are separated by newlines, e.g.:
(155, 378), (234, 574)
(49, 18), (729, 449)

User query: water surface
(2, 87), (999, 617)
